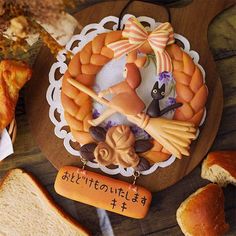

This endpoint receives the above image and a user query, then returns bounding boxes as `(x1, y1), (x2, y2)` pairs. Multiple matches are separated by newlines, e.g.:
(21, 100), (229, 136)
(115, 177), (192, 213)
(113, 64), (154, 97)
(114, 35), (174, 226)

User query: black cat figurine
(146, 81), (182, 118)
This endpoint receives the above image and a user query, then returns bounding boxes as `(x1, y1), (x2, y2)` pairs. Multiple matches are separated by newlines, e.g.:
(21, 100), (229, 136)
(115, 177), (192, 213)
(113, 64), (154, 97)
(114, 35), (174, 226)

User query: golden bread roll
(201, 151), (236, 187)
(0, 60), (31, 131)
(176, 184), (229, 236)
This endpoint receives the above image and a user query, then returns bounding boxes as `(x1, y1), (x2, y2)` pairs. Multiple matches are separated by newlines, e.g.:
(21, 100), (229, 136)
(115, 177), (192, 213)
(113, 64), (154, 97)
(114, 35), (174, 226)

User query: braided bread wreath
(61, 18), (208, 171)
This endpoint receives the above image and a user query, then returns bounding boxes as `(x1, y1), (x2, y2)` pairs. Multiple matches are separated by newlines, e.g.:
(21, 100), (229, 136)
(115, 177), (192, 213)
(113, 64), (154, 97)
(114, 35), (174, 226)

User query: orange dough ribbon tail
(107, 17), (175, 74)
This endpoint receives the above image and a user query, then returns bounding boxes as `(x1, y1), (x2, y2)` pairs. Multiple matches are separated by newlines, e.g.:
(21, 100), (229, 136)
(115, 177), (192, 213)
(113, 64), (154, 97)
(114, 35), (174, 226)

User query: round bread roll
(176, 184), (229, 236)
(201, 151), (236, 187)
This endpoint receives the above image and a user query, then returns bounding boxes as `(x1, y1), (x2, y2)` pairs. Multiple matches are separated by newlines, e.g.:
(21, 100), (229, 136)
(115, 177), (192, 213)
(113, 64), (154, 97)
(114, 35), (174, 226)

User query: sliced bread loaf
(0, 168), (90, 236)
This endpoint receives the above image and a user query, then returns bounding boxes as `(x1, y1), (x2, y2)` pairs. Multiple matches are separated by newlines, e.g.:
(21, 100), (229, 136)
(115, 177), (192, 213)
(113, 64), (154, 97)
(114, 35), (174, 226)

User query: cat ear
(154, 81), (159, 89)
(160, 83), (165, 92)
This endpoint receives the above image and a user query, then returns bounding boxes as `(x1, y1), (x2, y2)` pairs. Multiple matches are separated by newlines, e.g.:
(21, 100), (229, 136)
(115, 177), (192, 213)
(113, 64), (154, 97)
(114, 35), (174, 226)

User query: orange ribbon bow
(108, 17), (175, 74)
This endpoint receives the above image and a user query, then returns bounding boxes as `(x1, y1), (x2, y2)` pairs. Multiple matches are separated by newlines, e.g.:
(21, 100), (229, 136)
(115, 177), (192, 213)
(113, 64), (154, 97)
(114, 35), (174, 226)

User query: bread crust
(202, 151), (236, 179)
(0, 168), (90, 236)
(0, 60), (31, 131)
(176, 184), (229, 236)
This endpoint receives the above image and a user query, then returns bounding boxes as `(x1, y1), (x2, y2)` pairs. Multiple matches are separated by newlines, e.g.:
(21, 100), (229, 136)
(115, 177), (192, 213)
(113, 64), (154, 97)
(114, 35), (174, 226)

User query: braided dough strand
(61, 31), (123, 145)
(141, 44), (208, 162)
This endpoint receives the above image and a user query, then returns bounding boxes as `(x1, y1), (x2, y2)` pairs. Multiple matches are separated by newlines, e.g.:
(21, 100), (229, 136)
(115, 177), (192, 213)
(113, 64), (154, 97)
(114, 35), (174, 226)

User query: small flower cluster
(167, 97), (176, 106)
(156, 71), (173, 84)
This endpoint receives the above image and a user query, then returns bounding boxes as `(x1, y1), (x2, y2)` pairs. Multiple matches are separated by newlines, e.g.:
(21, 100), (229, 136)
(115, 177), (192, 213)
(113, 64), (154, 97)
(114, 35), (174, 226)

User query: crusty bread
(176, 184), (229, 236)
(201, 151), (236, 187)
(0, 60), (32, 131)
(0, 168), (90, 236)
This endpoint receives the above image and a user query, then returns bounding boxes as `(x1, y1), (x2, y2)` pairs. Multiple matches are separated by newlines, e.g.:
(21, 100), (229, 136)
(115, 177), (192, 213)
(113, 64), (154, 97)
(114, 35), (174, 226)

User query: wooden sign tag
(55, 166), (152, 219)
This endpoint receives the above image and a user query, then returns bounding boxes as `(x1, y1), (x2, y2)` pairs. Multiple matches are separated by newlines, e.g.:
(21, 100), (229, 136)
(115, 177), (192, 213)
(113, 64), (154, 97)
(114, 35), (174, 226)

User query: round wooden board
(25, 0), (232, 192)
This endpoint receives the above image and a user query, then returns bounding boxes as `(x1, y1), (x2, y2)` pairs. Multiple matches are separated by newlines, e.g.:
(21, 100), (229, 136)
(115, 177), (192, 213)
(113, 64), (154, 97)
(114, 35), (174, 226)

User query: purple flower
(131, 125), (150, 139)
(167, 97), (176, 106)
(92, 109), (100, 119)
(158, 71), (173, 84)
(104, 120), (117, 130)
(130, 125), (140, 135)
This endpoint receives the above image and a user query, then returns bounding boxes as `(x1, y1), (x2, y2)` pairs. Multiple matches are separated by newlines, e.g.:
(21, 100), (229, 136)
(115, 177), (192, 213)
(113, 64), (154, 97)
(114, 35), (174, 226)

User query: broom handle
(67, 78), (193, 131)
(67, 79), (109, 105)
(67, 78), (195, 158)
(67, 78), (151, 129)
(67, 78), (137, 116)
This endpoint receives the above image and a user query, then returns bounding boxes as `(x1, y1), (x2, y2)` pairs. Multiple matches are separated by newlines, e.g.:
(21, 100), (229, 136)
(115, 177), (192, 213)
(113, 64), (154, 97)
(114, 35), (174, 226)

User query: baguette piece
(201, 151), (236, 187)
(0, 168), (90, 236)
(176, 184), (229, 236)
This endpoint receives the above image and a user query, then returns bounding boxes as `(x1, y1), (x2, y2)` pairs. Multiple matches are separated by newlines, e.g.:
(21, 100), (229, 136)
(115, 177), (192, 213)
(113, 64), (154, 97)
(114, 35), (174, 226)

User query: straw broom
(68, 78), (197, 159)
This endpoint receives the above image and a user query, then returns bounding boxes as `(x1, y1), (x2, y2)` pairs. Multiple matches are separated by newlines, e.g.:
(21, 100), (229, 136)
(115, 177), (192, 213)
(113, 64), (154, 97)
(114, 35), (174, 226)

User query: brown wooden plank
(0, 1), (235, 236)
(25, 0), (232, 192)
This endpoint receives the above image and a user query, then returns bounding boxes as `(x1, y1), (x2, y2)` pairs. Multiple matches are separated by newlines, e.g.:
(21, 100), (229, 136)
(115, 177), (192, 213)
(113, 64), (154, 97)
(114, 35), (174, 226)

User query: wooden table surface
(0, 1), (236, 235)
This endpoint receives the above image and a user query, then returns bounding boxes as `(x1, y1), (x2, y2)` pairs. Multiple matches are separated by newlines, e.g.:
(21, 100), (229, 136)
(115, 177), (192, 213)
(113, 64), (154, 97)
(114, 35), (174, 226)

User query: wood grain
(0, 1), (235, 235)
(25, 0), (232, 192)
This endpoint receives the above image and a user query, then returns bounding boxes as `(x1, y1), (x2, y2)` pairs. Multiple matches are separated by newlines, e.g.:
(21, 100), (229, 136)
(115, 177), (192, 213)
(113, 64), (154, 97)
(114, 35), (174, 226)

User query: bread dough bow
(107, 16), (175, 74)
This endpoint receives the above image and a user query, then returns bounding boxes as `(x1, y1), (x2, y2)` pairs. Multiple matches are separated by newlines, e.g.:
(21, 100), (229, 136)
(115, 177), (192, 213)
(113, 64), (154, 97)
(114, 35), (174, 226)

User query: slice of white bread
(176, 184), (229, 236)
(201, 151), (236, 187)
(0, 168), (90, 236)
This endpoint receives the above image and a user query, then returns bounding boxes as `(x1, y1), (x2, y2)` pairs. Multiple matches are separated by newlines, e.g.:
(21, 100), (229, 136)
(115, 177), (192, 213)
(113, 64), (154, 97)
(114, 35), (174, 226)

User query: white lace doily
(0, 129), (14, 161)
(46, 15), (206, 177)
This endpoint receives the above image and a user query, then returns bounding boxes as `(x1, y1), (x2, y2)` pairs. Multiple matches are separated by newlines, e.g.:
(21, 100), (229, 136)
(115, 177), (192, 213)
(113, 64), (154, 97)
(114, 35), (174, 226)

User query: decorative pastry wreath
(60, 16), (208, 171)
